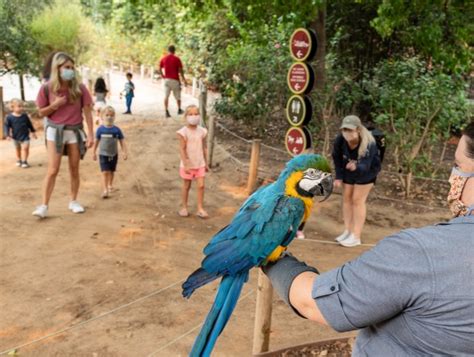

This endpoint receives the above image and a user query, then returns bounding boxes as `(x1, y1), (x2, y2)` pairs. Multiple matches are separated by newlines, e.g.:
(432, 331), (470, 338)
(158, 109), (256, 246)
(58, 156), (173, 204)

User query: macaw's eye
(304, 168), (318, 178)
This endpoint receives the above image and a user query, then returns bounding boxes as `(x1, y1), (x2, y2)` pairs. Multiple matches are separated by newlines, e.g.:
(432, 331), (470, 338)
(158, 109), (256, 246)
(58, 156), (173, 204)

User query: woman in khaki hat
(332, 115), (381, 247)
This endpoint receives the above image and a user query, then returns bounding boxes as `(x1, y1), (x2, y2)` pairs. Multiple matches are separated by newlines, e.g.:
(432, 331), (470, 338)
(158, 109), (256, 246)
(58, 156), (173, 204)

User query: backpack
(369, 128), (386, 163)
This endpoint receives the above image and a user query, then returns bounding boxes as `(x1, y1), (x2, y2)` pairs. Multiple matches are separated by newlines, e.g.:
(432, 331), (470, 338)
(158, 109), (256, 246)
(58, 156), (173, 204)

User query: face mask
(447, 166), (474, 217)
(187, 115), (200, 126)
(104, 116), (114, 125)
(342, 131), (358, 142)
(60, 68), (75, 81)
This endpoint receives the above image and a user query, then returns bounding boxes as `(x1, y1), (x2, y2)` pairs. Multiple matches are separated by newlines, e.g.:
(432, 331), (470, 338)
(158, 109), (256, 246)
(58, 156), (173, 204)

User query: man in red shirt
(159, 45), (186, 118)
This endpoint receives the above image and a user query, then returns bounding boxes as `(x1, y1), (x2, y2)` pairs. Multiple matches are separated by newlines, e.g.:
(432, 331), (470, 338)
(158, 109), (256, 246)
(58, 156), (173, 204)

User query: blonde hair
(49, 52), (82, 103)
(184, 104), (199, 118)
(9, 98), (23, 110)
(101, 105), (116, 119)
(357, 125), (376, 158)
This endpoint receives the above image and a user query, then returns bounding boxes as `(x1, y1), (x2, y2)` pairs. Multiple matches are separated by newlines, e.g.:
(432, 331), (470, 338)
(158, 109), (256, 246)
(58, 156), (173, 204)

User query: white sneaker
(69, 201), (85, 213)
(339, 233), (361, 247)
(32, 205), (48, 218)
(335, 230), (350, 242)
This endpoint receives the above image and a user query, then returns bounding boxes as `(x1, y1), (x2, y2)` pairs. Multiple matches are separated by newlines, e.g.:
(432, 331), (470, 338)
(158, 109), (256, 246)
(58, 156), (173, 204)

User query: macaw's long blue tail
(189, 272), (249, 357)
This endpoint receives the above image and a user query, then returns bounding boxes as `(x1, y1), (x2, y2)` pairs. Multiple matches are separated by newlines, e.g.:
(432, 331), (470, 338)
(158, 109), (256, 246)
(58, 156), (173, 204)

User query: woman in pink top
(32, 52), (94, 218)
(176, 105), (209, 218)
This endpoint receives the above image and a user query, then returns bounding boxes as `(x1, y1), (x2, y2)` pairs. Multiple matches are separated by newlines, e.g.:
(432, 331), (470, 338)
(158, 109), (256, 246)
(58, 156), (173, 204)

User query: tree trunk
(405, 171), (413, 198)
(19, 73), (25, 101)
(310, 6), (326, 92)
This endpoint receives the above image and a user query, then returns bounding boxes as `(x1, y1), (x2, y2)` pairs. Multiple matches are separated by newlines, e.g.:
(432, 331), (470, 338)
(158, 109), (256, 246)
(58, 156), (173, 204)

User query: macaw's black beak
(309, 174), (333, 202)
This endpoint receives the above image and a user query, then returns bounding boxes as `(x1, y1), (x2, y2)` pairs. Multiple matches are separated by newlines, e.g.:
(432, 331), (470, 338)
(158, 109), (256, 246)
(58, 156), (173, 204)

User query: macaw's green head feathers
(285, 154), (331, 173)
(278, 154), (334, 201)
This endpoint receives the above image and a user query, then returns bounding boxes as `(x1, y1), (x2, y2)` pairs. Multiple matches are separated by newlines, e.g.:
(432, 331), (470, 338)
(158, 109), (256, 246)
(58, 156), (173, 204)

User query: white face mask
(104, 116), (114, 126)
(342, 131), (358, 142)
(187, 115), (200, 126)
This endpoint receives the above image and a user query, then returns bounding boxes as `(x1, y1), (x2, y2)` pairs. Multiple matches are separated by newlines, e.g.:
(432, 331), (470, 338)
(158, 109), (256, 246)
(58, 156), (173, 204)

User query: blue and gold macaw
(182, 154), (333, 357)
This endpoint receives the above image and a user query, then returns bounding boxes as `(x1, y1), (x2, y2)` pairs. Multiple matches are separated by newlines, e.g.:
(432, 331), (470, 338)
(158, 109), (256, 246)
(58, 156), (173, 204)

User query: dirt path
(0, 74), (451, 356)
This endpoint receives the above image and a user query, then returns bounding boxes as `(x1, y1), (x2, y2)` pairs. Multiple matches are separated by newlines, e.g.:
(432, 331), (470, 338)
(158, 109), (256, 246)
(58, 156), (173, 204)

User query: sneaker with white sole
(296, 230), (305, 239)
(32, 205), (48, 218)
(69, 201), (85, 213)
(21, 161), (30, 168)
(16, 160), (22, 167)
(335, 230), (350, 242)
(339, 233), (361, 247)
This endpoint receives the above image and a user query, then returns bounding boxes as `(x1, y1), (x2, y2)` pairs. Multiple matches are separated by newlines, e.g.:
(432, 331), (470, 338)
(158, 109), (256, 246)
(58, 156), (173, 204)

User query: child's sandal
(196, 210), (209, 219)
(178, 208), (189, 217)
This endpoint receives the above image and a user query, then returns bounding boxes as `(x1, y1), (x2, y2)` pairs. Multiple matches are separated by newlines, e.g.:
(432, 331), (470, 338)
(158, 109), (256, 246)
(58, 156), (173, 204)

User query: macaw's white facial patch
(299, 169), (328, 190)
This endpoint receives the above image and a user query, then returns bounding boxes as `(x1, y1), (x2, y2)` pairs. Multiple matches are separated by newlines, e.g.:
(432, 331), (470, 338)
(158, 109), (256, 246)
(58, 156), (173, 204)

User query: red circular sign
(285, 127), (308, 156)
(287, 62), (313, 94)
(289, 28), (317, 62)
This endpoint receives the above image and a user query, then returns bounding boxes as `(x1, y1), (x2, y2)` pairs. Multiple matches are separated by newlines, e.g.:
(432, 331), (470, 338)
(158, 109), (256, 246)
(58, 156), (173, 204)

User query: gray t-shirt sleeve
(312, 231), (434, 332)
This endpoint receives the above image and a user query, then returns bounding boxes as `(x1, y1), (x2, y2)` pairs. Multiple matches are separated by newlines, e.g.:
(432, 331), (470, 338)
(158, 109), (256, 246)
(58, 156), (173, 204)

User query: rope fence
(212, 121), (449, 211)
(145, 289), (255, 356)
(0, 279), (186, 355)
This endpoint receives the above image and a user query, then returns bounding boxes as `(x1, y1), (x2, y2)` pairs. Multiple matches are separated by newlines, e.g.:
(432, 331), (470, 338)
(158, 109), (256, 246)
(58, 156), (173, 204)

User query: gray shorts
(164, 79), (181, 100)
(13, 139), (30, 148)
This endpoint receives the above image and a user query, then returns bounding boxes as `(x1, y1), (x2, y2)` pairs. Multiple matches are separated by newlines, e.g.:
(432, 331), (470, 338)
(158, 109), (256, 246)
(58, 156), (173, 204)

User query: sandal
(178, 208), (189, 217)
(196, 210), (209, 219)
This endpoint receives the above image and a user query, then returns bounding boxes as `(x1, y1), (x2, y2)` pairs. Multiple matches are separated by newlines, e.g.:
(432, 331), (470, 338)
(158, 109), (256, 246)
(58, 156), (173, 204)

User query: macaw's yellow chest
(264, 172), (316, 265)
(284, 171), (314, 221)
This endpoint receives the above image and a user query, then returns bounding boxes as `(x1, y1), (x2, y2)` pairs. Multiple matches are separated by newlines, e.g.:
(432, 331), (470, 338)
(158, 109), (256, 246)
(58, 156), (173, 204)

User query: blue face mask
(448, 166), (474, 216)
(60, 68), (75, 81)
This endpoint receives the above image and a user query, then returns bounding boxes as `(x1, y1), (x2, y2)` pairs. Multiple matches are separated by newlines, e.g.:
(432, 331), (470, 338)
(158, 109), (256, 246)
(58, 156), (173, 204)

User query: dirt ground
(0, 74), (451, 357)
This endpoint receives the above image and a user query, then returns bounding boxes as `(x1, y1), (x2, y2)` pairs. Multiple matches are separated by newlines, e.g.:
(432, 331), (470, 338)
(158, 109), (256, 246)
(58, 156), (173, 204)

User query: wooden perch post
(252, 269), (274, 355)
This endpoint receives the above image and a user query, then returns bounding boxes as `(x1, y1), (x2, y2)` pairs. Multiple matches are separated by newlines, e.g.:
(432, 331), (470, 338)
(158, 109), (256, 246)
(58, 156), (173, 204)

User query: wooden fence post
(0, 86), (5, 139)
(252, 270), (274, 355)
(199, 81), (207, 125)
(192, 77), (197, 97)
(206, 115), (215, 169)
(105, 71), (111, 96)
(246, 139), (261, 194)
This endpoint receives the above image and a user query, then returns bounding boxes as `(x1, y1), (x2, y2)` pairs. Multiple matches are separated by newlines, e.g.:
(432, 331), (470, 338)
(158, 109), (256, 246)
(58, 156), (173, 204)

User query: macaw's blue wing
(182, 193), (305, 297)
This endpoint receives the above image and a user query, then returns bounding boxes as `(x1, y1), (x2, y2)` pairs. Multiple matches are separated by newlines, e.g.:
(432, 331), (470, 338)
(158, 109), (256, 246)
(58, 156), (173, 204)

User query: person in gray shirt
(264, 122), (474, 356)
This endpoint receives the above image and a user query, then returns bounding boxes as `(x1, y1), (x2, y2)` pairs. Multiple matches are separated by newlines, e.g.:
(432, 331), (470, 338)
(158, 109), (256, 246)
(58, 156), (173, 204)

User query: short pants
(46, 127), (85, 144)
(94, 101), (106, 111)
(12, 139), (30, 148)
(99, 155), (118, 172)
(343, 177), (377, 185)
(164, 79), (181, 100)
(179, 167), (206, 180)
